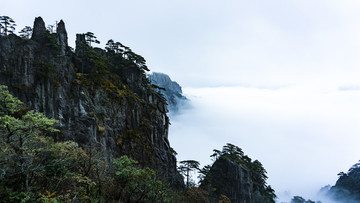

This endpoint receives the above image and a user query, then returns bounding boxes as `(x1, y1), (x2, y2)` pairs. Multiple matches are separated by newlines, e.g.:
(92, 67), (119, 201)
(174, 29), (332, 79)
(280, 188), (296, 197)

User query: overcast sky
(4, 0), (360, 202)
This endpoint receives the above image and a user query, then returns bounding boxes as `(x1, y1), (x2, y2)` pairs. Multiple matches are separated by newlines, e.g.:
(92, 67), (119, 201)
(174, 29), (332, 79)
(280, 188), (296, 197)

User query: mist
(4, 0), (360, 202)
(168, 82), (360, 202)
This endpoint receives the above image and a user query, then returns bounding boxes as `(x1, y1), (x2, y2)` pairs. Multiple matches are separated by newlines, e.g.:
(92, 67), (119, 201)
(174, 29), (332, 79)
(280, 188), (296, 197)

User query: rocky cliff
(148, 72), (188, 113)
(200, 144), (276, 203)
(0, 17), (183, 189)
(202, 157), (253, 203)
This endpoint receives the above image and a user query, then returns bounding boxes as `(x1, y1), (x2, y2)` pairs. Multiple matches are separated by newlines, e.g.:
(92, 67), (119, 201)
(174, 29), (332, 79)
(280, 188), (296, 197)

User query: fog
(4, 0), (360, 202)
(169, 82), (360, 202)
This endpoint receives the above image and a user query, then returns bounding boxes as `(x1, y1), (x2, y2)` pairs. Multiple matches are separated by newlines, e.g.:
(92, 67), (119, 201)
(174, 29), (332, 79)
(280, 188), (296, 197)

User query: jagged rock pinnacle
(75, 33), (86, 53)
(31, 17), (46, 41)
(56, 20), (68, 55)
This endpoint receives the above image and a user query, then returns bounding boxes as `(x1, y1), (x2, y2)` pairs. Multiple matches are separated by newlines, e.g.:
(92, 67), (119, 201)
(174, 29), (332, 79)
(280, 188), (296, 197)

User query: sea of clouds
(169, 83), (360, 202)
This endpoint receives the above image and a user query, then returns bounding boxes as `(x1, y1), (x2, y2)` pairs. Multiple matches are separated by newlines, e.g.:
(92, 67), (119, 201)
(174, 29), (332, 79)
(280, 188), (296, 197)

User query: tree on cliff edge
(0, 16), (16, 35)
(85, 32), (100, 47)
(178, 160), (200, 188)
(200, 143), (276, 203)
(19, 26), (32, 39)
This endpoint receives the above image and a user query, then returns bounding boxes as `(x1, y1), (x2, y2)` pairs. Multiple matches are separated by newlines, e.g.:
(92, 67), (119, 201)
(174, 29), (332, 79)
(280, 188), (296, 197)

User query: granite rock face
(31, 17), (46, 42)
(56, 20), (68, 55)
(202, 157), (253, 203)
(0, 17), (183, 189)
(149, 72), (188, 113)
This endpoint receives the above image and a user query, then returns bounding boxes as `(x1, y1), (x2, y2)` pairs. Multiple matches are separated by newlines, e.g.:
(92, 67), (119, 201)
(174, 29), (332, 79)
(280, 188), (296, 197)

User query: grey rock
(31, 17), (46, 42)
(202, 157), (253, 203)
(75, 33), (86, 53)
(149, 72), (188, 113)
(0, 17), (183, 190)
(56, 20), (68, 55)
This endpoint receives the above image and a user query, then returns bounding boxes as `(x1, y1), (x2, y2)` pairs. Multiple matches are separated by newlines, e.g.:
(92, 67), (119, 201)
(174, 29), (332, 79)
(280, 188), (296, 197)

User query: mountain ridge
(0, 16), (183, 189)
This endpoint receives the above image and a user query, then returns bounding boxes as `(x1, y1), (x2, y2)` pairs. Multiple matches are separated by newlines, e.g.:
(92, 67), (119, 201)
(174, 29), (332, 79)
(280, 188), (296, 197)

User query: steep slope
(200, 144), (276, 203)
(202, 157), (253, 202)
(0, 17), (183, 189)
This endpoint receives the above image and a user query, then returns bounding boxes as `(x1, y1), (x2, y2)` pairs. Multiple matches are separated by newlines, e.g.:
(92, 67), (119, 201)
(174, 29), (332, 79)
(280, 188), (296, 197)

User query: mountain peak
(31, 17), (46, 41)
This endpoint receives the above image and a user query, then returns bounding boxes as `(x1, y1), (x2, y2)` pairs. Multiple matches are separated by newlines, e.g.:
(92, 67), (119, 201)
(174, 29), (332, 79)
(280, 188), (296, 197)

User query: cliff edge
(0, 17), (183, 189)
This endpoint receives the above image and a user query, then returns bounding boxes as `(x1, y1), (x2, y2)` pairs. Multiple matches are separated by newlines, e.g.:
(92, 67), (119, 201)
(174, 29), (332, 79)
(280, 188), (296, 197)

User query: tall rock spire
(56, 20), (68, 55)
(31, 17), (46, 42)
(75, 33), (86, 53)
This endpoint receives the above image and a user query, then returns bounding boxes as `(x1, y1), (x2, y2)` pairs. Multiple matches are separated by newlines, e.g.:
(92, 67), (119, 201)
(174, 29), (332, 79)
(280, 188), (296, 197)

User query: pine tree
(178, 160), (200, 188)
(85, 32), (100, 47)
(19, 26), (32, 39)
(0, 16), (16, 35)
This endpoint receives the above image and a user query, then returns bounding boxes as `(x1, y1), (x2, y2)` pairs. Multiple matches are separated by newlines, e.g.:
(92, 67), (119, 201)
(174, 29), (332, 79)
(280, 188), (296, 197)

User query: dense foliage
(0, 85), (170, 202)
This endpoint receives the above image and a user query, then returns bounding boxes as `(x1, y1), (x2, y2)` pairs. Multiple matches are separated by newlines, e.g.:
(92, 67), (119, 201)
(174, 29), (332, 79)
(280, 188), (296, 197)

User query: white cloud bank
(4, 0), (360, 201)
(169, 83), (360, 202)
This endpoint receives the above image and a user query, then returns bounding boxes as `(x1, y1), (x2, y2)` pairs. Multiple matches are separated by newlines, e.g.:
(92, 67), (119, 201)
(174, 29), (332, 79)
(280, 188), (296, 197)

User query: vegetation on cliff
(1, 16), (278, 202)
(198, 143), (276, 203)
(1, 14), (184, 186)
(0, 16), (183, 202)
(174, 144), (276, 203)
(0, 85), (172, 202)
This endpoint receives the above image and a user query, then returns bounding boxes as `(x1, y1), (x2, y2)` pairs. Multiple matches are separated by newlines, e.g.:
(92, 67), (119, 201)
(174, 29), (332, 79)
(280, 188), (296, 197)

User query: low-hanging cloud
(338, 85), (360, 91)
(168, 83), (360, 202)
(4, 0), (360, 201)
